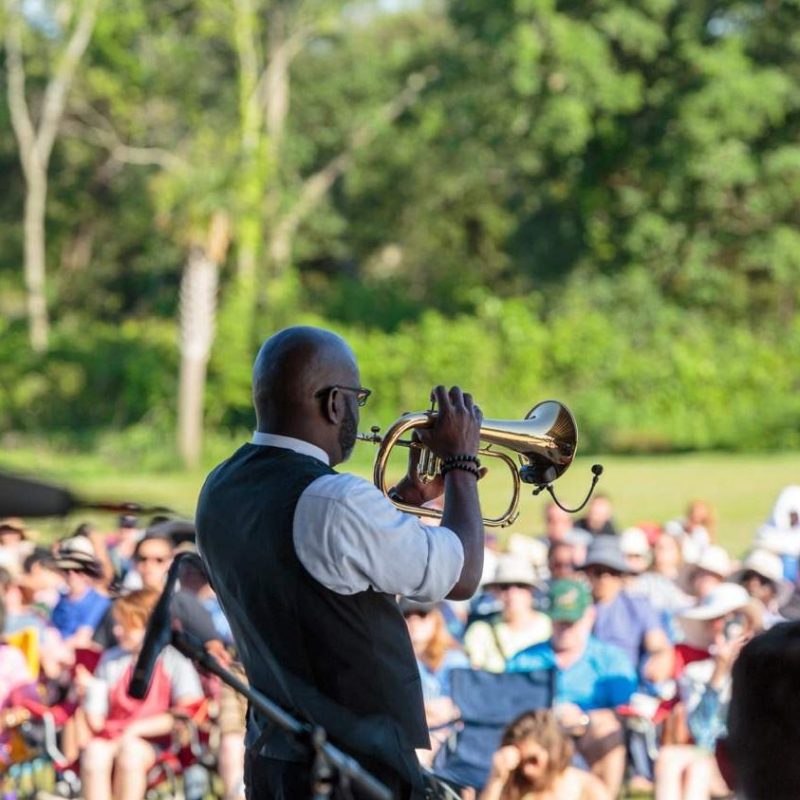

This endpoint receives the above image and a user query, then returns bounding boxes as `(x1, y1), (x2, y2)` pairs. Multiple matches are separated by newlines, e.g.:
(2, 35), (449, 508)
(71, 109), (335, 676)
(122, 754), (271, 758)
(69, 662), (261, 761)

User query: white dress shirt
(251, 432), (465, 601)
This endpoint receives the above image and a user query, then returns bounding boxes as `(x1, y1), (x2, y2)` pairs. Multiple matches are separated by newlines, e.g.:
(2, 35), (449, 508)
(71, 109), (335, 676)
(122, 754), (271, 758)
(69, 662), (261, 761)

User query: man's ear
(322, 387), (343, 425)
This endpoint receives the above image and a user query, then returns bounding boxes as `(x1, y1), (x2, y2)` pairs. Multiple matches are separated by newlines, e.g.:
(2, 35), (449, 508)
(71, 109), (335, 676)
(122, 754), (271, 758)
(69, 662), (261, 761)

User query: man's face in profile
(339, 396), (358, 462)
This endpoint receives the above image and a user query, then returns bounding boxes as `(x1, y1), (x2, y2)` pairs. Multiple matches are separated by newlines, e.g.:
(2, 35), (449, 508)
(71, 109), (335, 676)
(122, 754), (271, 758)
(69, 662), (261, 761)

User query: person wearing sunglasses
(92, 532), (221, 659)
(197, 325), (486, 800)
(50, 536), (110, 650)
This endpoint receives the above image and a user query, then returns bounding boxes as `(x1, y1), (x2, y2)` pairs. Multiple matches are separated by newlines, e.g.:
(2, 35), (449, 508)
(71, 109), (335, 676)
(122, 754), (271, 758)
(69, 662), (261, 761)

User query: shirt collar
(251, 431), (330, 466)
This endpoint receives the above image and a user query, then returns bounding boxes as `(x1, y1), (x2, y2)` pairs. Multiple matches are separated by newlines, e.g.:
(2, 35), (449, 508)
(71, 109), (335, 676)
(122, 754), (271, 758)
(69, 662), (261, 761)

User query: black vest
(195, 444), (428, 787)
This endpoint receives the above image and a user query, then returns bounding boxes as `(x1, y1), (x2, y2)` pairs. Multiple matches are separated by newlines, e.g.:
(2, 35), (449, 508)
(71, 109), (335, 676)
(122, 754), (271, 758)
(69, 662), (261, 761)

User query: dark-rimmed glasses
(314, 385), (372, 407)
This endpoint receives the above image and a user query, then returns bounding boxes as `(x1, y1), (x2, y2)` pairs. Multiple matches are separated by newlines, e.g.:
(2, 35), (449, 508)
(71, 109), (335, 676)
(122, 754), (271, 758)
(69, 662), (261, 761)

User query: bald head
(252, 327), (361, 461)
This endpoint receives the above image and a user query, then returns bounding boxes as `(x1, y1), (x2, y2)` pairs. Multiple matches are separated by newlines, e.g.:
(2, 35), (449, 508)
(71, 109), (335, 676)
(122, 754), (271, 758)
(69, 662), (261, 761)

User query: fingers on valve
(448, 385), (466, 409)
(431, 385), (448, 407)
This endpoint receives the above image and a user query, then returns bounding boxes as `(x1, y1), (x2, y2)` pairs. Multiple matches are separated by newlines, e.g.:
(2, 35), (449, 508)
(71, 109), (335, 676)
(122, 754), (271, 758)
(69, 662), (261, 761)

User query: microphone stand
(169, 628), (393, 800)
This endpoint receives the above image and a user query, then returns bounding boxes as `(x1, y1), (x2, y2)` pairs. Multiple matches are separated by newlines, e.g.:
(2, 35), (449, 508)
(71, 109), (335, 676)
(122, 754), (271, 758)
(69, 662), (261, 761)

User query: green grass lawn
(1, 441), (797, 556)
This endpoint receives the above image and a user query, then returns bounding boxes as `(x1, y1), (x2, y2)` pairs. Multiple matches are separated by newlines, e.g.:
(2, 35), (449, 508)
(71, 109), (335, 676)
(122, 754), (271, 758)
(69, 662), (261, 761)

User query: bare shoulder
(566, 766), (610, 800)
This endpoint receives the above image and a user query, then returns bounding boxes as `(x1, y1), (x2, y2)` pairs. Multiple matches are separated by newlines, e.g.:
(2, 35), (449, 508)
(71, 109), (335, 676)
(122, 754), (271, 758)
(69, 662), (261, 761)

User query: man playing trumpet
(196, 325), (486, 799)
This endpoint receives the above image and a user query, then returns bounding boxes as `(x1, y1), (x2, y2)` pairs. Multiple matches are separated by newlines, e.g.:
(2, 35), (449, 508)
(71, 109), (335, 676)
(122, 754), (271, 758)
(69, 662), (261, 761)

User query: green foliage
(1, 0), (799, 460)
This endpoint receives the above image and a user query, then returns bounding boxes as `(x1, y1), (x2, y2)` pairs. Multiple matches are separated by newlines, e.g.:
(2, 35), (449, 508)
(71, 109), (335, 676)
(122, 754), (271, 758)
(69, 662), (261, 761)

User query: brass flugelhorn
(357, 400), (582, 528)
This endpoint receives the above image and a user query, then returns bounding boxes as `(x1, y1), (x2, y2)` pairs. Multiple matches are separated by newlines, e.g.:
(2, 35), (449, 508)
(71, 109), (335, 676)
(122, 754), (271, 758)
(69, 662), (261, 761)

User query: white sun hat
(679, 582), (750, 621)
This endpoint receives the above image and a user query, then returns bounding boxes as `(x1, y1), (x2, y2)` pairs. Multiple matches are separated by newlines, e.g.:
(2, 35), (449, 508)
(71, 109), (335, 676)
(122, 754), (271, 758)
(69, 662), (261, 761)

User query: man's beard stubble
(339, 402), (358, 462)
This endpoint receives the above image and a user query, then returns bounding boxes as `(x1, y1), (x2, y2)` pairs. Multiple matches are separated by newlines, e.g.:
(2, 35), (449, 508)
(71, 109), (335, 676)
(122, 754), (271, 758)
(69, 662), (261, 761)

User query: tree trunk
(177, 230), (223, 469)
(178, 350), (208, 470)
(23, 164), (50, 352)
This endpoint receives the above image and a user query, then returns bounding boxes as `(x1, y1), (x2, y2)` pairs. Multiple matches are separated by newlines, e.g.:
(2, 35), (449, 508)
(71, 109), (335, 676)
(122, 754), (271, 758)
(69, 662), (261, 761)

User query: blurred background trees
(1, 0), (799, 465)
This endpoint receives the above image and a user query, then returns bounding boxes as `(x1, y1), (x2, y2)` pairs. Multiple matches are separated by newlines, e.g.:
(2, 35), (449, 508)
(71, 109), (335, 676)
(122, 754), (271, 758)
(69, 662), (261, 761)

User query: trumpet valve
(417, 448), (441, 484)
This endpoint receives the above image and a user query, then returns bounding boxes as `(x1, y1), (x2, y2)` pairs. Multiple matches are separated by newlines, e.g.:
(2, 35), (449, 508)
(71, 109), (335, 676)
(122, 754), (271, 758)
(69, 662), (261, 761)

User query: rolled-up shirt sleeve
(293, 473), (464, 600)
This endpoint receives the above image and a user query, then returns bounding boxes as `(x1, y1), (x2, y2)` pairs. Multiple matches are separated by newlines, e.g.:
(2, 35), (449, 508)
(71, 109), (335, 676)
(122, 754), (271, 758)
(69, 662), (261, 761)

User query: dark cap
(119, 514), (138, 529)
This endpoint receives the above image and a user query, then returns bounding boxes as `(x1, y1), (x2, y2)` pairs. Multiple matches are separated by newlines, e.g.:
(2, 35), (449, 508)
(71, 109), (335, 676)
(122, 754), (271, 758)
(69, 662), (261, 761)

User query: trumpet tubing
(358, 400), (578, 528)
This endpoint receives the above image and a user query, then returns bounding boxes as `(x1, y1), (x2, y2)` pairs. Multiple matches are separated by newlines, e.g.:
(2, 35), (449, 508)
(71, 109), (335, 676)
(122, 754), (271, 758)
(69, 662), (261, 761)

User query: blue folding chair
(430, 668), (556, 791)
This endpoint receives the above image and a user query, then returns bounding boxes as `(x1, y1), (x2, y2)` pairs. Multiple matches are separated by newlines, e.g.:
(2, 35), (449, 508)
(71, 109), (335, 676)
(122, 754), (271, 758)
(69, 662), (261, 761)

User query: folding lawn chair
(430, 667), (556, 791)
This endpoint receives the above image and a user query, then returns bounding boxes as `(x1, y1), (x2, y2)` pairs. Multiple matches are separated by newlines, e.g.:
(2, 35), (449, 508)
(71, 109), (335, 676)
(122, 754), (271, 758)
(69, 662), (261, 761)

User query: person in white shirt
(197, 325), (486, 799)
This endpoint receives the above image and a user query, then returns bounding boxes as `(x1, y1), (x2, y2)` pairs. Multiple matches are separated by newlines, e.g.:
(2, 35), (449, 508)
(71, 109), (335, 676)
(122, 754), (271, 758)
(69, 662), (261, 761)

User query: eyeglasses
(135, 555), (170, 565)
(403, 610), (432, 620)
(314, 385), (372, 407)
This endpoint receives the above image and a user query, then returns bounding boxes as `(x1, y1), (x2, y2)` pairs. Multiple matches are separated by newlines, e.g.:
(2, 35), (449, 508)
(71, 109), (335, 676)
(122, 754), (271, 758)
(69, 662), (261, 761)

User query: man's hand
(392, 386), (483, 506)
(418, 385), (482, 461)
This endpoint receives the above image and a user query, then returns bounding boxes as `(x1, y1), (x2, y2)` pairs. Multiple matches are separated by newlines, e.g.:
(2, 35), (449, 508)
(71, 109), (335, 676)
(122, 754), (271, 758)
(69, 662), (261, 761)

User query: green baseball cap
(548, 579), (591, 623)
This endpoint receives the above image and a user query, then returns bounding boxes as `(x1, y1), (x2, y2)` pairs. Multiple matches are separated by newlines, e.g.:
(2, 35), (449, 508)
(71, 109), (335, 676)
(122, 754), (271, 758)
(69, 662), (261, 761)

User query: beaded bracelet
(440, 462), (480, 479)
(442, 454), (481, 467)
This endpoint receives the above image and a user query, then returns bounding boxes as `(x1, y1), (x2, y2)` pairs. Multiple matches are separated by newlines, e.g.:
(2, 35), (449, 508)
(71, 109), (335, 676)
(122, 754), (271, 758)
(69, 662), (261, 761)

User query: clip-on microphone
(526, 463), (604, 514)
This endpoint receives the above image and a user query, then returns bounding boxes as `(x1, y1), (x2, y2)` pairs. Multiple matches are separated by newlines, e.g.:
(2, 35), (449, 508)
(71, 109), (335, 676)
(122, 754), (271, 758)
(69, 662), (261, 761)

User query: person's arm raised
(415, 385), (484, 600)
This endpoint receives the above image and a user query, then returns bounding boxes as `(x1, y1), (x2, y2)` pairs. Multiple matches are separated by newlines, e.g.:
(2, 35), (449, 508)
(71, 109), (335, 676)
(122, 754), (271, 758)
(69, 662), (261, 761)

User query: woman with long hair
(480, 709), (609, 800)
(401, 599), (468, 765)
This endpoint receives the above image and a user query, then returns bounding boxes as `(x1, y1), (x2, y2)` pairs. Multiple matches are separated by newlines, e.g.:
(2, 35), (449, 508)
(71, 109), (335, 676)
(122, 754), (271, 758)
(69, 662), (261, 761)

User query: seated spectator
(665, 500), (716, 564)
(727, 621), (800, 800)
(94, 534), (220, 653)
(508, 579), (635, 798)
(119, 529), (173, 592)
(684, 546), (731, 600)
(465, 556), (551, 672)
(21, 546), (65, 613)
(105, 515), (142, 585)
(582, 536), (673, 683)
(50, 537), (110, 649)
(732, 549), (789, 628)
(548, 541), (578, 582)
(628, 532), (693, 630)
(538, 503), (591, 566)
(480, 709), (609, 800)
(0, 518), (34, 575)
(401, 599), (468, 731)
(178, 549), (234, 645)
(79, 589), (204, 800)
(507, 533), (548, 585)
(778, 556), (800, 623)
(753, 486), (800, 581)
(0, 565), (47, 636)
(574, 495), (617, 538)
(0, 565), (69, 680)
(656, 583), (761, 800)
(619, 527), (651, 576)
(0, 600), (40, 766)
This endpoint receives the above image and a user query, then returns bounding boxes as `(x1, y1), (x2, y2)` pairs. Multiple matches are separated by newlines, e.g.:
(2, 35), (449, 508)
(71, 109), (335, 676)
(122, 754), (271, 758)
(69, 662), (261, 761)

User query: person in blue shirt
(507, 578), (635, 799)
(50, 537), (110, 649)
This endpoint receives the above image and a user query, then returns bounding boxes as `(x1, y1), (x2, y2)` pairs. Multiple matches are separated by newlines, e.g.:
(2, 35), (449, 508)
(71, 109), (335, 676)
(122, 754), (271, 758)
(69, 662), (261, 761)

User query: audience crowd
(1, 484), (800, 799)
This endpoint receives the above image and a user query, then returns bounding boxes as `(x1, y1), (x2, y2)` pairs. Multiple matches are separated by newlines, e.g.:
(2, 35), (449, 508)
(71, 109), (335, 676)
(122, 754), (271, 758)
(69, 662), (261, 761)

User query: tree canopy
(1, 0), (798, 458)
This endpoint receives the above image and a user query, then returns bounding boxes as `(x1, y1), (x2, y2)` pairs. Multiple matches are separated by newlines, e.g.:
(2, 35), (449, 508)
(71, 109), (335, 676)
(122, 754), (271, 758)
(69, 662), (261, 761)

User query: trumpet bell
(480, 400), (578, 487)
